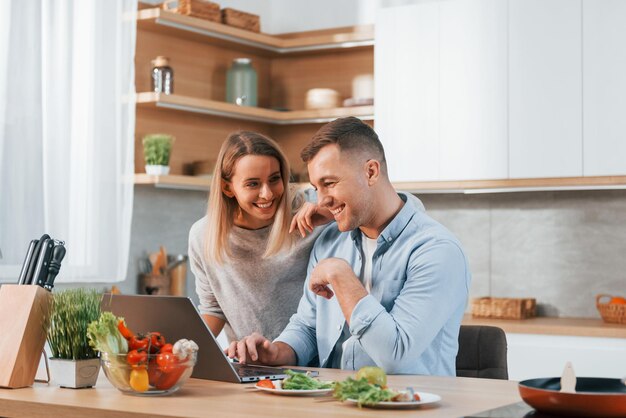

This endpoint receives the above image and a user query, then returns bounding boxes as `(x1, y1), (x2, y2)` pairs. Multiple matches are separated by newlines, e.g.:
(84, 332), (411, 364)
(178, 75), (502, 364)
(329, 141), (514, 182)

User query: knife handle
(32, 238), (54, 287)
(24, 234), (50, 284)
(17, 240), (38, 284)
(44, 244), (66, 291)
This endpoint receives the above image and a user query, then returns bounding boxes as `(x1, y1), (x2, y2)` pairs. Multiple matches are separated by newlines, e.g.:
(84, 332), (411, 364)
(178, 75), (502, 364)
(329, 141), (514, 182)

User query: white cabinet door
(507, 333), (626, 381)
(439, 0), (508, 181)
(583, 0), (626, 176)
(508, 0), (583, 179)
(375, 3), (440, 182)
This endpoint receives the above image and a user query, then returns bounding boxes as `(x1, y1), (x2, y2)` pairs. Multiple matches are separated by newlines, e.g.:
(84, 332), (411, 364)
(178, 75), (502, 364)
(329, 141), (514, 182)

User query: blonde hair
(204, 131), (294, 264)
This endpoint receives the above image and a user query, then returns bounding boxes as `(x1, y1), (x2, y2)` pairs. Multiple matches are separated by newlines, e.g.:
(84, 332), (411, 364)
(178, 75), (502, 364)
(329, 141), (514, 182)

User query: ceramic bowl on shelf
(100, 351), (196, 396)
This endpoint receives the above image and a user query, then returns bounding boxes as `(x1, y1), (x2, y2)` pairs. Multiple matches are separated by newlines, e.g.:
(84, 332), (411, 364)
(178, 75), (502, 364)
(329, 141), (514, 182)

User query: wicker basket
(221, 8), (260, 33)
(471, 297), (536, 320)
(596, 294), (626, 324)
(162, 0), (221, 22)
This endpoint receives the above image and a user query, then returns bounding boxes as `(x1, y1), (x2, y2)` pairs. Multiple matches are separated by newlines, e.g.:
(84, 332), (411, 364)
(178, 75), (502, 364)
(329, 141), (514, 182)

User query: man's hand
(224, 333), (296, 366)
(225, 332), (278, 364)
(310, 258), (368, 324)
(309, 258), (355, 299)
(290, 202), (334, 237)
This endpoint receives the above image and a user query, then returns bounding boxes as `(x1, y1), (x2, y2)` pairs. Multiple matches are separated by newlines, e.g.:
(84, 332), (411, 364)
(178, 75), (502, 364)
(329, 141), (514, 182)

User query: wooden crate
(221, 8), (260, 33)
(471, 297), (536, 320)
(163, 0), (221, 22)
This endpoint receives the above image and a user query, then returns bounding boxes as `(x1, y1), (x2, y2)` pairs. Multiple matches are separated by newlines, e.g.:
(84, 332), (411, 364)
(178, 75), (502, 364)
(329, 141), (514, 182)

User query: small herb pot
(145, 165), (170, 176)
(49, 357), (101, 389)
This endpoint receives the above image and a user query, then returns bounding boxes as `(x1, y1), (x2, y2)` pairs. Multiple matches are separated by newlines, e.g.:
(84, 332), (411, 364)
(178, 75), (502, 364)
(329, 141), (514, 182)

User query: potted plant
(47, 288), (102, 388)
(143, 133), (175, 175)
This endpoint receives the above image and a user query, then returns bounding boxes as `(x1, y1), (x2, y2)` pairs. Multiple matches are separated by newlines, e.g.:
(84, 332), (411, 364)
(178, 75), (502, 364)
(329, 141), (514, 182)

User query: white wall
(143, 0), (437, 33)
(266, 0), (442, 33)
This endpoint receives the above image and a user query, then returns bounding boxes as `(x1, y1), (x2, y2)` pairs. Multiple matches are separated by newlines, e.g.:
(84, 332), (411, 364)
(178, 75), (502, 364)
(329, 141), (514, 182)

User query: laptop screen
(100, 294), (315, 383)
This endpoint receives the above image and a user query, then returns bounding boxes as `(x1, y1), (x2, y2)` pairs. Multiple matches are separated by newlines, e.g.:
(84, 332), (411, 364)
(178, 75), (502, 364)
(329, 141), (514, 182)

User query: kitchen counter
(0, 368), (521, 418)
(462, 314), (626, 338)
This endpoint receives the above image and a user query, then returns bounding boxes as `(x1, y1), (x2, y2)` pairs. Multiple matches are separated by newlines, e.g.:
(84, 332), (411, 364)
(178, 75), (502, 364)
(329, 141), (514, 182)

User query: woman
(188, 131), (330, 344)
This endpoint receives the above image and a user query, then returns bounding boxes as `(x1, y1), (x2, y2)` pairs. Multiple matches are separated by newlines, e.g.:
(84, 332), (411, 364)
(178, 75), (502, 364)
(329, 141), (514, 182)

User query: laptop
(100, 294), (317, 383)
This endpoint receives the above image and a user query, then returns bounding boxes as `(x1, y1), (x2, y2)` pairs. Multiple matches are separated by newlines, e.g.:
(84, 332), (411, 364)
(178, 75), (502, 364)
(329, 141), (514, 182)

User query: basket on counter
(596, 294), (626, 324)
(471, 297), (536, 320)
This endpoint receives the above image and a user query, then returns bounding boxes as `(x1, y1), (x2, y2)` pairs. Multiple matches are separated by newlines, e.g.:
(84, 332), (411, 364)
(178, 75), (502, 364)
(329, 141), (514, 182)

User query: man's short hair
(300, 117), (387, 173)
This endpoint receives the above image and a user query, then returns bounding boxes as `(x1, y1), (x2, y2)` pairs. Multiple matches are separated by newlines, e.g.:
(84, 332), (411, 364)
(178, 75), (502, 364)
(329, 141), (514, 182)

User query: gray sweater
(189, 216), (322, 343)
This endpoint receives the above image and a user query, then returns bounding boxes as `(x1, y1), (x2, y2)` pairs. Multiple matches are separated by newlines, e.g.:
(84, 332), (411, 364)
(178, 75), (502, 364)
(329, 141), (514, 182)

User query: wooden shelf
(137, 8), (374, 55)
(135, 174), (626, 193)
(134, 174), (211, 190)
(134, 174), (313, 192)
(136, 92), (374, 125)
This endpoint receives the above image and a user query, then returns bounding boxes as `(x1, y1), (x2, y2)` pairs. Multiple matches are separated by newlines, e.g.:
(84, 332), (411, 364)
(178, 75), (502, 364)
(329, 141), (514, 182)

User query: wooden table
(0, 368), (522, 418)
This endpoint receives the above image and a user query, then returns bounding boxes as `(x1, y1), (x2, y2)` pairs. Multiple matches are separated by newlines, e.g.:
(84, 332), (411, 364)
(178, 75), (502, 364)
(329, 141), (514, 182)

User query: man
(226, 117), (471, 376)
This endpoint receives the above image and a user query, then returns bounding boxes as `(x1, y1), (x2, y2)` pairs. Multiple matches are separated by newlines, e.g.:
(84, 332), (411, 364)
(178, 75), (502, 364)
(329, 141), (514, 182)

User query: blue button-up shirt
(275, 192), (471, 376)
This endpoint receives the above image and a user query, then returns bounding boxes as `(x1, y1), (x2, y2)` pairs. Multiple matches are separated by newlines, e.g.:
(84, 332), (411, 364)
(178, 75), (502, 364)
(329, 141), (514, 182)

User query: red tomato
(147, 358), (162, 386)
(156, 352), (179, 373)
(256, 379), (274, 389)
(155, 365), (186, 390)
(129, 335), (149, 351)
(148, 332), (165, 353)
(126, 349), (147, 365)
(117, 320), (135, 340)
(159, 343), (174, 354)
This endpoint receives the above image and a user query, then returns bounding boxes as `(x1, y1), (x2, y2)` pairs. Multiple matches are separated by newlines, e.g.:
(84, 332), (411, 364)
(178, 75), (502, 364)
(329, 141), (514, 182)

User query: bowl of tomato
(100, 349), (196, 396)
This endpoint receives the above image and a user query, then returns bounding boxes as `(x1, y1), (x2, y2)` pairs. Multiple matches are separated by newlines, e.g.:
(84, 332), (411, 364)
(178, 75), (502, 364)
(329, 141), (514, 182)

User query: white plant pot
(145, 165), (170, 175)
(49, 357), (101, 389)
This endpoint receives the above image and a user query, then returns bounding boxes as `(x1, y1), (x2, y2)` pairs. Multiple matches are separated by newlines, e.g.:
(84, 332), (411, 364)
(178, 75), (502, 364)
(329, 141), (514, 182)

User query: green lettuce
(87, 311), (130, 389)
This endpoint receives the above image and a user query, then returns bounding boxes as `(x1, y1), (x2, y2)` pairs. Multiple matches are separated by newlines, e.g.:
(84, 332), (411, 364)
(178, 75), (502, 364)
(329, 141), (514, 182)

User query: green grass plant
(47, 289), (102, 360)
(142, 133), (174, 166)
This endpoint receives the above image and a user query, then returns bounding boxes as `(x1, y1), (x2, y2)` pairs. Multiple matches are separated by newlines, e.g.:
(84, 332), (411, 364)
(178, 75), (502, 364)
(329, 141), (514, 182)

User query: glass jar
(151, 56), (174, 95)
(226, 58), (257, 107)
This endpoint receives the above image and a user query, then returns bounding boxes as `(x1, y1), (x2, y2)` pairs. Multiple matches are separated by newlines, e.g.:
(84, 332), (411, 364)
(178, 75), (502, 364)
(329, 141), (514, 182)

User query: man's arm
(350, 240), (468, 373)
(308, 258), (367, 324)
(310, 240), (469, 374)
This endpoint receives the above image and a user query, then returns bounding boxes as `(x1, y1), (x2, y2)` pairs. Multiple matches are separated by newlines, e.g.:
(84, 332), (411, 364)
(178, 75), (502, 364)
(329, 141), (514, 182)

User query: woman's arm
(290, 201), (334, 237)
(202, 314), (226, 337)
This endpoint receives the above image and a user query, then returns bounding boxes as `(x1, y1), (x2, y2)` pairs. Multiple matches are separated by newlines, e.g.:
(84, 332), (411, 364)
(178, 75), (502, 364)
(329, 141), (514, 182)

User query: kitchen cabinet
(134, 8), (374, 190)
(375, 3), (440, 182)
(377, 0), (509, 183)
(582, 0), (626, 176)
(463, 315), (626, 381)
(507, 333), (626, 381)
(439, 0), (507, 181)
(377, 0), (626, 192)
(508, 0), (582, 179)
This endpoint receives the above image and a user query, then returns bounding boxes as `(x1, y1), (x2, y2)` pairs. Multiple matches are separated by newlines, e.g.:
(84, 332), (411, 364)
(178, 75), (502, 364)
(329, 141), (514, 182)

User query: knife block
(0, 284), (52, 388)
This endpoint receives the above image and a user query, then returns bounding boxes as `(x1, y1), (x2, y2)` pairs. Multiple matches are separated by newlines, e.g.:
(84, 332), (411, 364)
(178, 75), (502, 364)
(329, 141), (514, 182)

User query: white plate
(254, 385), (333, 397)
(345, 391), (441, 409)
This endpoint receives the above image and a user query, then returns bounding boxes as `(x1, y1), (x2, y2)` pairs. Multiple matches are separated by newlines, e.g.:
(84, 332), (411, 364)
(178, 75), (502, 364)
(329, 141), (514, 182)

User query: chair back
(456, 325), (508, 379)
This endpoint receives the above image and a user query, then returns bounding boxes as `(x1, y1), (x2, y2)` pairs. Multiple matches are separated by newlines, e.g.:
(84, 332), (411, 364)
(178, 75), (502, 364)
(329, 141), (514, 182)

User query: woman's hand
(290, 202), (334, 237)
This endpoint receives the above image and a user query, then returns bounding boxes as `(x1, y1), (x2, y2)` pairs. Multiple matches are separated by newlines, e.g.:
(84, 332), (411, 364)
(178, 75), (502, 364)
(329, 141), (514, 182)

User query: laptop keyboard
(233, 363), (285, 377)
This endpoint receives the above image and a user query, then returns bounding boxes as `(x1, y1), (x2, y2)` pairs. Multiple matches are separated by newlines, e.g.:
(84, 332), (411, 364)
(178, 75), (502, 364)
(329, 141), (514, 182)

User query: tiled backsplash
(55, 187), (624, 319)
(419, 190), (626, 318)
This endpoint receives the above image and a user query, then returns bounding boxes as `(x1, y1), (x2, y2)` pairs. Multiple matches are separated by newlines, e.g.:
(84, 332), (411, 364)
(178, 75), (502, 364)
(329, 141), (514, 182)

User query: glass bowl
(100, 351), (196, 396)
